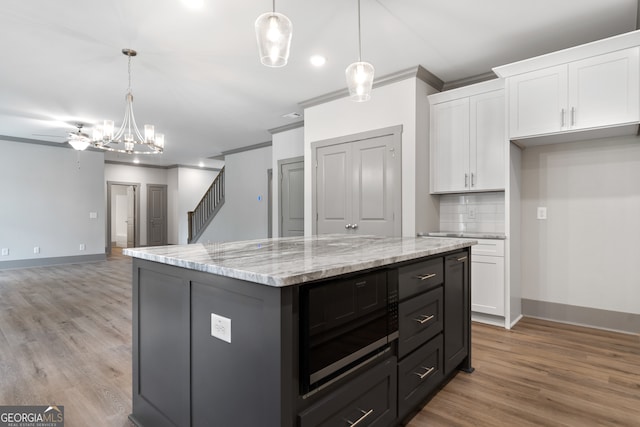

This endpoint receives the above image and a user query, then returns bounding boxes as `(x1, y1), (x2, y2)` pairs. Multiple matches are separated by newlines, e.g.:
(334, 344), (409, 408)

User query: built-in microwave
(299, 269), (399, 394)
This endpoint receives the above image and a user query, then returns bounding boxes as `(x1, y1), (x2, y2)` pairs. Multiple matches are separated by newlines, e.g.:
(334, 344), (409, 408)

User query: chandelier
(345, 0), (374, 102)
(90, 49), (164, 154)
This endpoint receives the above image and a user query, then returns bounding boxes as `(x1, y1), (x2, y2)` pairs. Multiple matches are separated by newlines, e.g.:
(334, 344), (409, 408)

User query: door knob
(352, 224), (358, 229)
(345, 224), (352, 229)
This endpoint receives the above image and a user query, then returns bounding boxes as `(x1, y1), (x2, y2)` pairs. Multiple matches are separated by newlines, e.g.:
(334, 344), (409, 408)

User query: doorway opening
(107, 181), (141, 255)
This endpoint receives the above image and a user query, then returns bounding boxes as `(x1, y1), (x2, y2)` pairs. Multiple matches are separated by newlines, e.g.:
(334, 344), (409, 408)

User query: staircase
(188, 167), (225, 243)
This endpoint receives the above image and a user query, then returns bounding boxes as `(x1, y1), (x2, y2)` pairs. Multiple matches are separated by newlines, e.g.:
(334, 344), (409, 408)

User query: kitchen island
(124, 234), (476, 427)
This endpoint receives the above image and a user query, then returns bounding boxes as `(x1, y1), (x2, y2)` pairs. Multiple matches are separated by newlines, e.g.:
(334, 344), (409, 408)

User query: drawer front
(398, 257), (443, 300)
(298, 357), (397, 427)
(398, 287), (443, 358)
(471, 239), (505, 256)
(398, 334), (444, 421)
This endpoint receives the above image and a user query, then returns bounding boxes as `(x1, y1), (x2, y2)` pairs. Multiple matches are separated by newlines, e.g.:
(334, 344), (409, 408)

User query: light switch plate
(537, 207), (547, 220)
(1, 248), (9, 256)
(79, 244), (85, 251)
(211, 313), (231, 343)
(89, 212), (98, 219)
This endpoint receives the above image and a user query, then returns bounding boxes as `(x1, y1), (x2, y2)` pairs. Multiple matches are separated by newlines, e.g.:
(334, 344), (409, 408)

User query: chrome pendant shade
(87, 49), (164, 154)
(255, 1), (292, 67)
(346, 0), (374, 102)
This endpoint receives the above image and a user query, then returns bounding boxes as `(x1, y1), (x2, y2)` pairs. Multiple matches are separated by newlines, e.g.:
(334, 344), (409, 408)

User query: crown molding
(208, 140), (272, 160)
(268, 120), (304, 135)
(441, 71), (499, 91)
(104, 160), (220, 171)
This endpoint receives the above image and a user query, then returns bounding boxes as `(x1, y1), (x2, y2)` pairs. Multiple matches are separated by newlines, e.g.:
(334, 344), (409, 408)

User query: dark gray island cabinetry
(124, 234), (475, 427)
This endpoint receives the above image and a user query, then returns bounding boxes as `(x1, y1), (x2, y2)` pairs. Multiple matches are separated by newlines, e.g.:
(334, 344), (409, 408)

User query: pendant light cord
(357, 0), (362, 61)
(272, 0), (275, 13)
(127, 54), (132, 93)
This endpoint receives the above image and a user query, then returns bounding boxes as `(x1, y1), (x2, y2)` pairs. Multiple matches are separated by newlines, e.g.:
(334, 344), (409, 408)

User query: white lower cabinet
(471, 239), (505, 317)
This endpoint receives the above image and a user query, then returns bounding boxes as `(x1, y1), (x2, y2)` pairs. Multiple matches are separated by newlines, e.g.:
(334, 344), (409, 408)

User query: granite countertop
(420, 231), (506, 240)
(123, 234), (476, 287)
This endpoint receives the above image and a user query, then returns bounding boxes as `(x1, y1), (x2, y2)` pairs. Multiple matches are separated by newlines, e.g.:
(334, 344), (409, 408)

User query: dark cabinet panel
(398, 257), (443, 299)
(132, 267), (190, 427)
(398, 287), (443, 358)
(398, 334), (444, 421)
(298, 357), (397, 427)
(444, 251), (471, 375)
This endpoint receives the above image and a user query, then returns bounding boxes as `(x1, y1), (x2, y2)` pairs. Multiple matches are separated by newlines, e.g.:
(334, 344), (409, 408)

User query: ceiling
(1, 0), (637, 167)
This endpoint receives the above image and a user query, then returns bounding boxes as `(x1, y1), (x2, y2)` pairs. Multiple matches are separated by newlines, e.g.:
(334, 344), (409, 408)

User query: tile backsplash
(439, 192), (505, 233)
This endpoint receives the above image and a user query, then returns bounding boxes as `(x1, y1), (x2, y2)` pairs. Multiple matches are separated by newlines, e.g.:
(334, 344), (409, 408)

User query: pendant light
(346, 0), (374, 102)
(255, 0), (293, 67)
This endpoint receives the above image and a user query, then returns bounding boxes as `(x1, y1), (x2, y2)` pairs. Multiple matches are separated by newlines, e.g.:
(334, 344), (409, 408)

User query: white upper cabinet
(509, 48), (639, 139)
(430, 80), (505, 194)
(568, 48), (639, 130)
(508, 64), (568, 138)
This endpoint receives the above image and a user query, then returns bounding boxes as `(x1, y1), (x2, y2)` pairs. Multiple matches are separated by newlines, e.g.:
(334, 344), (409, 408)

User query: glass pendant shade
(346, 61), (374, 102)
(255, 12), (292, 67)
(68, 138), (90, 151)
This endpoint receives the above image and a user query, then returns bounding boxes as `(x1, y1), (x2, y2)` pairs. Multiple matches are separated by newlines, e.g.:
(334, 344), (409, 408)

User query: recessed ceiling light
(198, 162), (205, 167)
(282, 112), (302, 119)
(310, 55), (327, 67)
(182, 0), (204, 10)
(133, 158), (140, 164)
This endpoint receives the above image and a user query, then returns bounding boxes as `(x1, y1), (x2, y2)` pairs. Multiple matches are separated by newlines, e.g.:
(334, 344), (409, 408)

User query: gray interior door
(352, 134), (399, 236)
(314, 126), (401, 237)
(147, 184), (167, 246)
(316, 143), (353, 234)
(280, 159), (304, 237)
(126, 186), (135, 247)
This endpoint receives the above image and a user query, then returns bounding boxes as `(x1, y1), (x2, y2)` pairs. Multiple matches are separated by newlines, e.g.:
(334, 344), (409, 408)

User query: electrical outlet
(1, 248), (8, 256)
(33, 246), (40, 254)
(537, 207), (547, 220)
(211, 313), (231, 343)
(468, 207), (477, 219)
(89, 212), (98, 219)
(79, 244), (86, 251)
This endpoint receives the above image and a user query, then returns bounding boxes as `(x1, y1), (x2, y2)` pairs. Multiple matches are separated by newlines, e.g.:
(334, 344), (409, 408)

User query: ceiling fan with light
(66, 123), (92, 150)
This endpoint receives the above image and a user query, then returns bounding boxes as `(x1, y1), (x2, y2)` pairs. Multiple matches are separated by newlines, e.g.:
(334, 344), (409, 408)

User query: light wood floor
(1, 256), (638, 427)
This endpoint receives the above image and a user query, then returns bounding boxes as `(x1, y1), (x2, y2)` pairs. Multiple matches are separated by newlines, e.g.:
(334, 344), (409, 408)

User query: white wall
(177, 167), (220, 244)
(272, 126), (304, 237)
(197, 146), (272, 242)
(0, 140), (105, 261)
(303, 77), (439, 237)
(521, 135), (640, 315)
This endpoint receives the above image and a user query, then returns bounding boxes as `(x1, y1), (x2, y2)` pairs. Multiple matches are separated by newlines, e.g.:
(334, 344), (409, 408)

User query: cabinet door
(508, 64), (568, 138)
(443, 251), (470, 376)
(430, 98), (470, 193)
(471, 255), (505, 316)
(568, 47), (640, 130)
(470, 90), (505, 191)
(316, 143), (353, 234)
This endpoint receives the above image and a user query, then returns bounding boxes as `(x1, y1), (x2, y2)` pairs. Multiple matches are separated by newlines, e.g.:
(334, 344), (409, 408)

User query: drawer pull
(456, 256), (467, 262)
(413, 314), (434, 324)
(346, 408), (374, 426)
(414, 366), (435, 380)
(415, 273), (436, 281)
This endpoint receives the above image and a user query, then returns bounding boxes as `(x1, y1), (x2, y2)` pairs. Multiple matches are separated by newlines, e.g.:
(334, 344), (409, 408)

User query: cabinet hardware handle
(456, 256), (468, 262)
(413, 314), (435, 324)
(471, 173), (475, 187)
(415, 273), (436, 281)
(346, 408), (374, 426)
(571, 107), (575, 126)
(464, 173), (469, 188)
(561, 108), (565, 127)
(414, 366), (435, 380)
